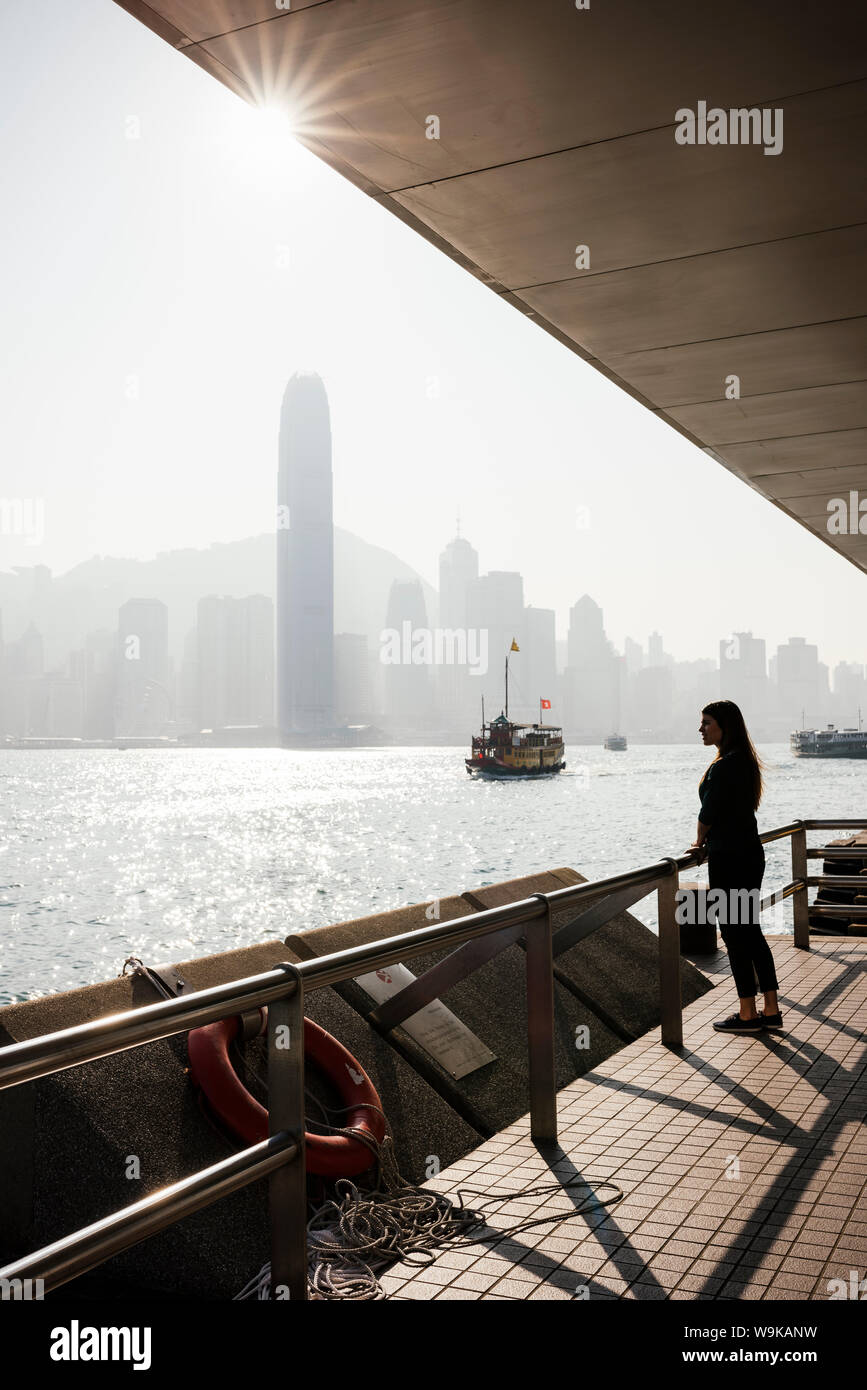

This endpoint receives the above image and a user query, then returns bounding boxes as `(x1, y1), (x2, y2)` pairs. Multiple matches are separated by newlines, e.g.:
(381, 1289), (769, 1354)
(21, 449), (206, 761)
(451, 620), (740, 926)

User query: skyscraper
(116, 599), (170, 736)
(719, 631), (768, 730)
(197, 595), (274, 731)
(467, 571), (524, 716)
(439, 535), (479, 630)
(833, 661), (866, 724)
(437, 533), (480, 726)
(775, 636), (820, 728)
(623, 637), (644, 676)
(0, 622), (44, 738)
(277, 372), (334, 735)
(564, 595), (619, 737)
(523, 606), (557, 721)
(382, 579), (432, 727)
(79, 630), (116, 739)
(334, 633), (372, 725)
(647, 631), (673, 668)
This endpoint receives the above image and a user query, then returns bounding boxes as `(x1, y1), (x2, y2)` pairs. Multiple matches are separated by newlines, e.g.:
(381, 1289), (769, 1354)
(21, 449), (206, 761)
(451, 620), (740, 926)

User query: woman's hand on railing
(686, 841), (708, 865)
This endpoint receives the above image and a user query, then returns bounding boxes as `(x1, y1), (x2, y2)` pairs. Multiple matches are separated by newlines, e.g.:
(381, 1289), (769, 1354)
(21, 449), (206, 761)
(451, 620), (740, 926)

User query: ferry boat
(465, 640), (565, 778)
(790, 725), (867, 759)
(466, 713), (566, 778)
(604, 733), (628, 751)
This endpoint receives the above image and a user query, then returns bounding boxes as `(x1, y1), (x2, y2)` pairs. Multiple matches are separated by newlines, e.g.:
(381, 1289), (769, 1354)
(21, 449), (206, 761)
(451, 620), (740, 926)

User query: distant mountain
(0, 530), (438, 667)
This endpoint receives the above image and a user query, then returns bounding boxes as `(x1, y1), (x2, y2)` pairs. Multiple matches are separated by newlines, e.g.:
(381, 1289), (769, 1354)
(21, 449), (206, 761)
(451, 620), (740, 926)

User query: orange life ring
(188, 1012), (386, 1178)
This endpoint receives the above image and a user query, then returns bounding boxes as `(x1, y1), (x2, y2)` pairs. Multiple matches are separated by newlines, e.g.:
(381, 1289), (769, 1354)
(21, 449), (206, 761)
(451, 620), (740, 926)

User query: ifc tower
(277, 371), (335, 735)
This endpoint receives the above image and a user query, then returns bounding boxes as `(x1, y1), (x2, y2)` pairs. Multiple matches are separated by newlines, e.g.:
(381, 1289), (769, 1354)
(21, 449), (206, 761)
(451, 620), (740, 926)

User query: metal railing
(0, 817), (864, 1301)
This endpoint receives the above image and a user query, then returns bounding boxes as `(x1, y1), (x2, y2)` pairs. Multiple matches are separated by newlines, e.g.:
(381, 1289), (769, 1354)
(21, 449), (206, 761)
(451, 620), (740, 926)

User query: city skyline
(1, 508), (865, 679)
(1, 517), (864, 744)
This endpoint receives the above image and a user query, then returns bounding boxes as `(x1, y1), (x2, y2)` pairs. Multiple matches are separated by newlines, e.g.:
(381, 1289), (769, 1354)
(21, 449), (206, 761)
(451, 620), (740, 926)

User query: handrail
(0, 849), (702, 1093)
(804, 819), (867, 829)
(4, 817), (863, 1090)
(0, 817), (861, 1300)
(0, 1135), (298, 1292)
(758, 820), (804, 844)
(0, 967), (301, 1091)
(806, 845), (867, 858)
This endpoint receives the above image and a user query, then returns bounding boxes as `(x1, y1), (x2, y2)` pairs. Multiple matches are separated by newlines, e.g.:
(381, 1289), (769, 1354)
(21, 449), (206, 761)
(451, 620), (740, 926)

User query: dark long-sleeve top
(698, 748), (759, 848)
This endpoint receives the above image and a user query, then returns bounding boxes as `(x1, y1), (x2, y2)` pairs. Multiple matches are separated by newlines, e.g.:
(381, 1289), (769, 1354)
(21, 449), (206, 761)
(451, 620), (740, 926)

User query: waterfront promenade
(383, 938), (867, 1301)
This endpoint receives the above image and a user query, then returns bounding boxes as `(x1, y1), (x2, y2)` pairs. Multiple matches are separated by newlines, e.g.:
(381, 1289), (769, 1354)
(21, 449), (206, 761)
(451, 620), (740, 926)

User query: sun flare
(251, 101), (299, 147)
(221, 97), (305, 177)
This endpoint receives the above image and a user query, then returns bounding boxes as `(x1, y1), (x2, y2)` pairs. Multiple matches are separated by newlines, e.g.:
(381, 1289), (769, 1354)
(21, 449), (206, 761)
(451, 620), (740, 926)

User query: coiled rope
(120, 955), (623, 1300)
(235, 1099), (623, 1301)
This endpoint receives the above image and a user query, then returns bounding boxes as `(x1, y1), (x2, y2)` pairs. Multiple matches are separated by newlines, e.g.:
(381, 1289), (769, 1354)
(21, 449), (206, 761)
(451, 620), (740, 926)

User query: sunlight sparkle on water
(0, 744), (858, 1002)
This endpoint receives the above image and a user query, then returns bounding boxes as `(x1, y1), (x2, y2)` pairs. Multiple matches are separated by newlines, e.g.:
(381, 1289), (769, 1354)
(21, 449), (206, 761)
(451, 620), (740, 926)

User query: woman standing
(689, 700), (783, 1034)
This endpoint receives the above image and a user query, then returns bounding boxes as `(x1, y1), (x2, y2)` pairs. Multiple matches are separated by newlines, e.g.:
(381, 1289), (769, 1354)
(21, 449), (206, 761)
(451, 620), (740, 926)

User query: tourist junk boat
(790, 723), (867, 759)
(604, 733), (628, 751)
(465, 640), (565, 778)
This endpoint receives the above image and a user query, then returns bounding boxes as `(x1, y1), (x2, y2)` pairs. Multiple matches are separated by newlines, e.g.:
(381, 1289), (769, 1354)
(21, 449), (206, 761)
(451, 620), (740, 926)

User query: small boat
(604, 733), (628, 751)
(465, 640), (565, 778)
(466, 714), (566, 778)
(790, 724), (867, 759)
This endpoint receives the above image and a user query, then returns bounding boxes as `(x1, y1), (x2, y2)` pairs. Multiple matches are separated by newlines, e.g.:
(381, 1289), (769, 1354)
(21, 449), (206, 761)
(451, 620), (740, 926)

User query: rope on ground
(234, 1103), (624, 1301)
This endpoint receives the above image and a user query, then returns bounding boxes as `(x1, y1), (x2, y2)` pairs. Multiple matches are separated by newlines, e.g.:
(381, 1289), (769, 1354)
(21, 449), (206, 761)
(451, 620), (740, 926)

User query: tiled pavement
(382, 938), (867, 1301)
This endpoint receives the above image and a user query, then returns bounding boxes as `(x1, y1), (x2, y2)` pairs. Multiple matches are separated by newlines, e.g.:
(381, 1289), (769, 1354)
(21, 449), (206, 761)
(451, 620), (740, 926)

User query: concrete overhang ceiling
(115, 0), (867, 574)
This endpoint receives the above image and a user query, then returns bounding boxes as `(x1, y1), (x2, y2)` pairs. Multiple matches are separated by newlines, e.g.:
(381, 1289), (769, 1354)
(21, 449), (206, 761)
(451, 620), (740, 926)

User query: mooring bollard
(676, 881), (719, 954)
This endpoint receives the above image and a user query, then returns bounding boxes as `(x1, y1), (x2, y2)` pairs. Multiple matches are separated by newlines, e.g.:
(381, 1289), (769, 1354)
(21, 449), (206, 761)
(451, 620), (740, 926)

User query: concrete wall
(287, 868), (713, 1137)
(0, 941), (481, 1298)
(0, 869), (714, 1298)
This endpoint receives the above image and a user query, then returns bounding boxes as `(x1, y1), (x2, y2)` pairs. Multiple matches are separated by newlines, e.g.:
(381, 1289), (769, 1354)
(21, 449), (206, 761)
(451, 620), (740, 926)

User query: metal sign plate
(355, 962), (496, 1079)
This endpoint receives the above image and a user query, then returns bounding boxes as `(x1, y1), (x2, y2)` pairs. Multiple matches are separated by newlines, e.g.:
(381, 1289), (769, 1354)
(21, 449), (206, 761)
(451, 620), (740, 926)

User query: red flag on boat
(540, 699), (551, 710)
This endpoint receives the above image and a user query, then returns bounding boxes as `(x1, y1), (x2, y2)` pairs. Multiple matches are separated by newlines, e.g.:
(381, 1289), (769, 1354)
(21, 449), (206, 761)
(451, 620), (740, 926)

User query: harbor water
(0, 743), (862, 1004)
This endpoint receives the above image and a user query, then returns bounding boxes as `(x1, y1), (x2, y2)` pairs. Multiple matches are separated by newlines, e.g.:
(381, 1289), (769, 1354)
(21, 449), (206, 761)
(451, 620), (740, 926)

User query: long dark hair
(701, 699), (764, 810)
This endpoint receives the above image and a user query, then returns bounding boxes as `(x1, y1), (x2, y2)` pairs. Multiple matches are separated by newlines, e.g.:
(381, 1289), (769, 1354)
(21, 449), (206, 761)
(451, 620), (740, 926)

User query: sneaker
(760, 1011), (784, 1032)
(712, 1012), (763, 1034)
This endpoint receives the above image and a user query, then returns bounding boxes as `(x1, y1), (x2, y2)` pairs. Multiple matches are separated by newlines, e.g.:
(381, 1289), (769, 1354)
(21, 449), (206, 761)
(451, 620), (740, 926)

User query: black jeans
(708, 841), (778, 999)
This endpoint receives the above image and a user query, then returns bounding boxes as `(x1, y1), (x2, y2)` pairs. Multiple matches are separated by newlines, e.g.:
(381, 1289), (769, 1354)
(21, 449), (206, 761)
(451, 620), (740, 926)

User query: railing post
(267, 964), (307, 1301)
(526, 894), (557, 1143)
(657, 860), (683, 1049)
(791, 822), (811, 951)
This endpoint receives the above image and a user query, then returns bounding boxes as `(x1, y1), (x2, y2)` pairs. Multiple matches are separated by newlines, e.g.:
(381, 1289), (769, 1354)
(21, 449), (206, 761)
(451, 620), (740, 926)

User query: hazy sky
(1, 0), (864, 669)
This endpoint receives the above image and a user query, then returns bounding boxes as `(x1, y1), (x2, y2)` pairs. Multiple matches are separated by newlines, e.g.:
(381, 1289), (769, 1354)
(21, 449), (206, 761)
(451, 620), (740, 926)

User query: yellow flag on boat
(510, 638), (520, 652)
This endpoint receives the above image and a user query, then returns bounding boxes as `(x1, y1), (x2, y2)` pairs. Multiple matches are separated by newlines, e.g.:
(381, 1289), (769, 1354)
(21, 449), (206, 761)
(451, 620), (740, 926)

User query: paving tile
(592, 1276), (632, 1295)
(652, 1254), (695, 1273)
(770, 1272), (821, 1293)
(526, 1282), (581, 1300)
(492, 1274), (547, 1295)
(449, 1271), (499, 1292)
(406, 1265), (457, 1287)
(387, 941), (867, 1305)
(396, 1282), (441, 1300)
(675, 1274), (725, 1294)
(435, 1251), (479, 1270)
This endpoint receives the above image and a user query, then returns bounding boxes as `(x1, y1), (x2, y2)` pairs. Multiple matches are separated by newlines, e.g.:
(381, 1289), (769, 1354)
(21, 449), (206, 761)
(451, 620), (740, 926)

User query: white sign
(355, 963), (496, 1080)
